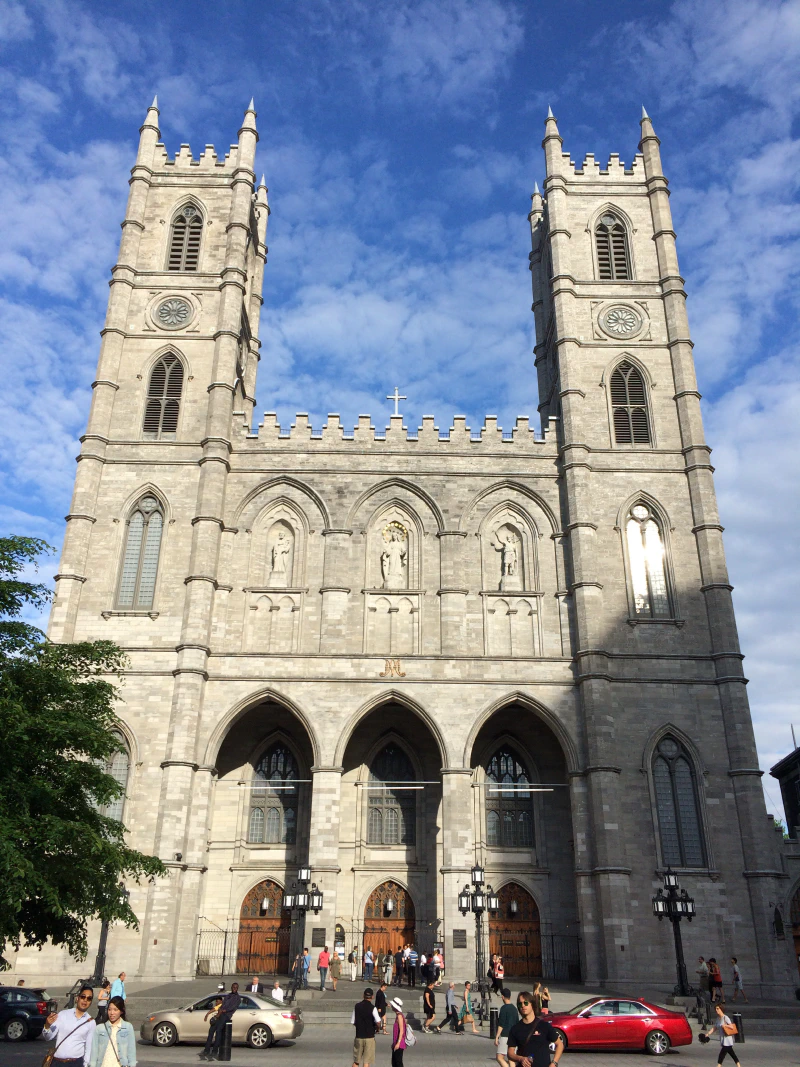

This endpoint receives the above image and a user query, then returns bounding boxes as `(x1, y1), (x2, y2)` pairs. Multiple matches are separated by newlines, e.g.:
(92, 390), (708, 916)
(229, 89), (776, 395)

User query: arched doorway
(237, 880), (291, 975)
(364, 881), (415, 960)
(489, 882), (541, 977)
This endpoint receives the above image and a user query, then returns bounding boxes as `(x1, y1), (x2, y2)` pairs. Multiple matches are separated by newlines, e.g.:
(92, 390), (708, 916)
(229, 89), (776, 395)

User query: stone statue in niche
(267, 523), (294, 587)
(492, 524), (522, 590)
(381, 522), (408, 589)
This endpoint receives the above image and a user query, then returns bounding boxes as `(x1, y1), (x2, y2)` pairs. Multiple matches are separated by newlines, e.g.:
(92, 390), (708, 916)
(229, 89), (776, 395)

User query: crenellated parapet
(237, 412), (560, 451)
(558, 151), (645, 182)
(152, 141), (243, 173)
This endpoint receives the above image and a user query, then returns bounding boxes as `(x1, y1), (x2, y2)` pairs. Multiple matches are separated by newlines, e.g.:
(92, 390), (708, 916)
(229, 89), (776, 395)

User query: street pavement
(3, 1027), (799, 1067)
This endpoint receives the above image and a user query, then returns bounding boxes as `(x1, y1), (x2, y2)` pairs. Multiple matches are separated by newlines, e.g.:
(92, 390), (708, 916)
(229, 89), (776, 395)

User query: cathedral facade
(23, 100), (797, 995)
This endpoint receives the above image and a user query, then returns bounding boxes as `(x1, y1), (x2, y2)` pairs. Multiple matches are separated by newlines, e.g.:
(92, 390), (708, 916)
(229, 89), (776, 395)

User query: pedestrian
(731, 958), (747, 1002)
(531, 981), (543, 1016)
(43, 984), (97, 1067)
(17, 979), (25, 986)
(697, 956), (710, 995)
(375, 981), (388, 1034)
(407, 945), (418, 987)
(390, 997), (409, 1067)
(301, 947), (311, 989)
(349, 949), (358, 982)
(460, 980), (479, 1035)
(703, 1003), (741, 1067)
(245, 975), (264, 994)
(331, 950), (342, 991)
(109, 973), (126, 1002)
(89, 996), (136, 1067)
(495, 987), (519, 1067)
(508, 990), (564, 1067)
(199, 981), (240, 1061)
(495, 956), (505, 994)
(489, 953), (499, 994)
(318, 945), (330, 991)
(433, 949), (443, 986)
(364, 946), (375, 982)
(382, 950), (393, 985)
(351, 987), (381, 1067)
(437, 981), (459, 1032)
(541, 986), (550, 1013)
(96, 979), (111, 1024)
(271, 980), (284, 1003)
(422, 978), (439, 1033)
(708, 958), (723, 1002)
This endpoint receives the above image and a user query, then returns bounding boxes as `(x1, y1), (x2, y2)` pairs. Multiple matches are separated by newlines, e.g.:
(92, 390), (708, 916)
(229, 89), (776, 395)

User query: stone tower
(528, 107), (792, 993)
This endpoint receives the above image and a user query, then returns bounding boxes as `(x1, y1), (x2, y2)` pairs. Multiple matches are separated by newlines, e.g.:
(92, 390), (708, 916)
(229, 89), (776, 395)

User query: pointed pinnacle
(547, 105), (554, 119)
(247, 97), (255, 112)
(259, 173), (266, 188)
(533, 181), (540, 195)
(641, 105), (650, 120)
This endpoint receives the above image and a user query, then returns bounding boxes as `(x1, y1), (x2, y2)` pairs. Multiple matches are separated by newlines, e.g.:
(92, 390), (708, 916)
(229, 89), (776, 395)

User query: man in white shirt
(43, 985), (96, 1066)
(271, 980), (284, 1003)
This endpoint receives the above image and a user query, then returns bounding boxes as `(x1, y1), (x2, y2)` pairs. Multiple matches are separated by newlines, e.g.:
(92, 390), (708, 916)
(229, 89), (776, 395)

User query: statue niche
(267, 521), (295, 587)
(380, 522), (408, 590)
(491, 523), (523, 591)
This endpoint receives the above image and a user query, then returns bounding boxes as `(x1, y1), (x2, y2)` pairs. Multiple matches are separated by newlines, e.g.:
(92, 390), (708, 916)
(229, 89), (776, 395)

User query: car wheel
(152, 1021), (178, 1047)
(646, 1030), (670, 1055)
(4, 1018), (28, 1042)
(247, 1024), (273, 1049)
(552, 1028), (568, 1050)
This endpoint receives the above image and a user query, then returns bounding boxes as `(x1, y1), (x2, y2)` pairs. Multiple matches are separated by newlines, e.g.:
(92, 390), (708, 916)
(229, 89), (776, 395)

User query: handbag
(722, 1021), (738, 1036)
(42, 1015), (92, 1067)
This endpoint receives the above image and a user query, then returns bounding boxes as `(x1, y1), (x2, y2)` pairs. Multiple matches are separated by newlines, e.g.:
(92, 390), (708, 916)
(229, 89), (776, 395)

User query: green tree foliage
(0, 536), (165, 968)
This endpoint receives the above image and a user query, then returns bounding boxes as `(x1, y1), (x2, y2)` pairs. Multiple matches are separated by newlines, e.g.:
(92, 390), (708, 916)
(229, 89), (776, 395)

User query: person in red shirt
(318, 946), (331, 991)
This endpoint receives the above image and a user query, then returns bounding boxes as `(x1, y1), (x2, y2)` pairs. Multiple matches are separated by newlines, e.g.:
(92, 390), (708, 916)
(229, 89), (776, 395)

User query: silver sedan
(140, 993), (304, 1049)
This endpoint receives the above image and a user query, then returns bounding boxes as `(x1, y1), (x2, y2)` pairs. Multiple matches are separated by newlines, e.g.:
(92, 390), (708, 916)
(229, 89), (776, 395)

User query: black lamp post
(652, 869), (696, 996)
(88, 884), (130, 986)
(458, 864), (499, 1025)
(283, 867), (323, 1003)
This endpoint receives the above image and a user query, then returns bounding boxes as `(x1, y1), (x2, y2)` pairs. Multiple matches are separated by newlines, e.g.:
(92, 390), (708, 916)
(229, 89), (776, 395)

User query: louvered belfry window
(168, 204), (202, 271)
(595, 212), (631, 280)
(610, 360), (650, 445)
(117, 496), (164, 609)
(143, 353), (184, 439)
(653, 737), (705, 867)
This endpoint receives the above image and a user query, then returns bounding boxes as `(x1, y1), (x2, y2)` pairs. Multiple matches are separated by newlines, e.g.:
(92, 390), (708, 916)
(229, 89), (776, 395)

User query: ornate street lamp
(284, 866), (323, 1003)
(457, 868), (499, 1027)
(652, 869), (695, 996)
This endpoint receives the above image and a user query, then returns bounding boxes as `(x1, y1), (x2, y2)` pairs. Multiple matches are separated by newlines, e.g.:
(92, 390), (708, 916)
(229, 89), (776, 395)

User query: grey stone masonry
(11, 103), (797, 999)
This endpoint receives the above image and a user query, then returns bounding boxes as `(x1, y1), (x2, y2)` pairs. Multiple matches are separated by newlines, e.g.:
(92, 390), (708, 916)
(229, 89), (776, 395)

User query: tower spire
(137, 94), (161, 166)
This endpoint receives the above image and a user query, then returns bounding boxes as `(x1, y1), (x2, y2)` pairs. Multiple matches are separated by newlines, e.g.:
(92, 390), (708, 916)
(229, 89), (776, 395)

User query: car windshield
(567, 998), (602, 1015)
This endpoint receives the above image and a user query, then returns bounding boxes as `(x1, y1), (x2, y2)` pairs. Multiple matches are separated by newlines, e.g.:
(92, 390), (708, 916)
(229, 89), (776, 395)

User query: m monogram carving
(380, 658), (405, 678)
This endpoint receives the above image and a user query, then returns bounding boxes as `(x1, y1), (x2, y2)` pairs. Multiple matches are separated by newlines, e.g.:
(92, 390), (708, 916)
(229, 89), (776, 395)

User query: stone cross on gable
(387, 386), (407, 417)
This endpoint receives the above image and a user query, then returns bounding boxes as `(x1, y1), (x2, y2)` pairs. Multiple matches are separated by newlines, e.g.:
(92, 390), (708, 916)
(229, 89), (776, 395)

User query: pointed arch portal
(237, 879), (291, 976)
(488, 882), (541, 978)
(363, 881), (416, 961)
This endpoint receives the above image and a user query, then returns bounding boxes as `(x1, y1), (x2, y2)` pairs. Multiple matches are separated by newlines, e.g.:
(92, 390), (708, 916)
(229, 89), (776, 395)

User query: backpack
(403, 1018), (416, 1047)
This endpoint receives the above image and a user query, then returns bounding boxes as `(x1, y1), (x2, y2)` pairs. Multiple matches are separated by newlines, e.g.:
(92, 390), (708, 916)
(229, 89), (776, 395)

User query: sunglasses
(78, 995), (93, 1002)
(518, 1000), (530, 1006)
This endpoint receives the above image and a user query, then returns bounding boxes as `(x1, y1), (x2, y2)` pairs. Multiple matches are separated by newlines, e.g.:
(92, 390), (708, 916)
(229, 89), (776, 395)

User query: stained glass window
(626, 504), (671, 618)
(248, 744), (300, 844)
(653, 737), (705, 867)
(366, 743), (415, 845)
(486, 746), (536, 849)
(117, 496), (164, 609)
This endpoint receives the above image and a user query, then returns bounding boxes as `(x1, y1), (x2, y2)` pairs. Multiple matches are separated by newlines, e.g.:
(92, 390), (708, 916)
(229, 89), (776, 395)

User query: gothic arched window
(595, 212), (631, 280)
(97, 731), (130, 822)
(168, 204), (202, 271)
(366, 743), (415, 846)
(486, 746), (535, 849)
(653, 737), (705, 867)
(626, 503), (672, 618)
(143, 353), (184, 439)
(248, 743), (300, 844)
(610, 361), (651, 445)
(117, 495), (164, 609)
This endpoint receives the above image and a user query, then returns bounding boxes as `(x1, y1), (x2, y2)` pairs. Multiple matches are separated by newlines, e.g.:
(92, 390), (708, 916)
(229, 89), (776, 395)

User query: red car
(548, 997), (693, 1055)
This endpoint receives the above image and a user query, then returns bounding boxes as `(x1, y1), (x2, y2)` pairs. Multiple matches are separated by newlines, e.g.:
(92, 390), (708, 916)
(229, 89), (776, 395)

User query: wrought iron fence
(541, 932), (582, 983)
(195, 924), (291, 977)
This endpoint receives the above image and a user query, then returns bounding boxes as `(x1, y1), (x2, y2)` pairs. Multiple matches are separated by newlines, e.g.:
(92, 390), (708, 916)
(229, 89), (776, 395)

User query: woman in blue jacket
(90, 996), (137, 1067)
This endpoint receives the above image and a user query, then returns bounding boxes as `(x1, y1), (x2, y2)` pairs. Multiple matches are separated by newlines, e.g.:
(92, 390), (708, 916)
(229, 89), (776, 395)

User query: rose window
(156, 298), (192, 328)
(602, 305), (640, 337)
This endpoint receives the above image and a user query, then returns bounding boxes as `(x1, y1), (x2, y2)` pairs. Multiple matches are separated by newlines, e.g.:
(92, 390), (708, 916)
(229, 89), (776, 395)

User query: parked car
(547, 997), (692, 1055)
(140, 993), (303, 1049)
(0, 986), (51, 1041)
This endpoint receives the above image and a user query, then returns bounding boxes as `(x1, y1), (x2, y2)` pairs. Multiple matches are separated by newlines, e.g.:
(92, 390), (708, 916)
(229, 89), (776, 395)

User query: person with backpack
(348, 949), (358, 982)
(390, 997), (415, 1066)
(702, 1003), (742, 1066)
(508, 990), (564, 1067)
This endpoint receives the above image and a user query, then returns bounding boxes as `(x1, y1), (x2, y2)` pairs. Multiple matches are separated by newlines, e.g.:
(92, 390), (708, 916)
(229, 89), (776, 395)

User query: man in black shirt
(351, 988), (381, 1067)
(508, 990), (563, 1067)
(200, 982), (241, 1061)
(375, 982), (388, 1035)
(393, 946), (404, 986)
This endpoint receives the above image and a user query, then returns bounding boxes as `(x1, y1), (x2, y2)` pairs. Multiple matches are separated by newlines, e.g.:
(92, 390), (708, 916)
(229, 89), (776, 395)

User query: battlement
(560, 151), (645, 181)
(152, 142), (241, 173)
(237, 412), (559, 452)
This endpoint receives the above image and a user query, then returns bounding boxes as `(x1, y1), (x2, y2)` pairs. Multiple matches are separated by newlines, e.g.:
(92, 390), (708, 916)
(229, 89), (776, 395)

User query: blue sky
(1, 0), (799, 820)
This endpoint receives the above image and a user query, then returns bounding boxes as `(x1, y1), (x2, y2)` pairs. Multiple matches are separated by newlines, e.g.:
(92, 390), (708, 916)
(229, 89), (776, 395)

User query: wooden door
(363, 881), (415, 961)
(488, 882), (541, 978)
(237, 880), (291, 975)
